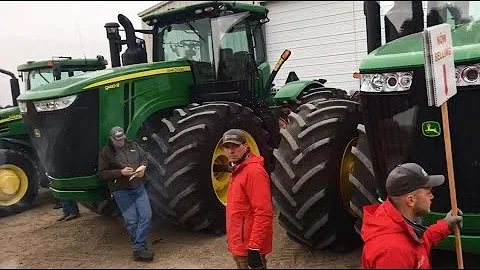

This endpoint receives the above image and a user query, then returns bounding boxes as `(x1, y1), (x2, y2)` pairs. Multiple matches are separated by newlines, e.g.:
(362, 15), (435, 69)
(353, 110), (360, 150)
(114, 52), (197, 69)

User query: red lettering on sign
(437, 34), (447, 45)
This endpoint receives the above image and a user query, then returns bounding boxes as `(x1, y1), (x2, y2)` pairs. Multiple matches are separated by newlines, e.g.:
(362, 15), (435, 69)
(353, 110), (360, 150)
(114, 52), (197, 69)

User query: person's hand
(247, 249), (263, 269)
(121, 167), (134, 176)
(445, 208), (463, 231)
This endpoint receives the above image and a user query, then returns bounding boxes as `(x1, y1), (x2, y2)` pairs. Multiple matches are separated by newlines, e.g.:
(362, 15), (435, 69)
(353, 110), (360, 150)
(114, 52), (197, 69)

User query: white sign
(424, 23), (457, 107)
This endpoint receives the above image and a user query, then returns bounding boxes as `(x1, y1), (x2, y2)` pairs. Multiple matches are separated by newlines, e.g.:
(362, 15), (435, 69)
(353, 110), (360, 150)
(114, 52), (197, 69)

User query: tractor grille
(435, 86), (480, 213)
(362, 67), (480, 213)
(361, 91), (418, 199)
(22, 90), (99, 178)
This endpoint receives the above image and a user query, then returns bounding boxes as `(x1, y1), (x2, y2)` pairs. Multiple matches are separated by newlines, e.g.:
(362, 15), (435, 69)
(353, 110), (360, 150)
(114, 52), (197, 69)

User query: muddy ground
(0, 188), (478, 269)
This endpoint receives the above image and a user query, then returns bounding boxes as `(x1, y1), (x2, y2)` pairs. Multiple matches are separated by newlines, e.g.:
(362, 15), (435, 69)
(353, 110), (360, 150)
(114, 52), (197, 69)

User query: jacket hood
(233, 153), (264, 172)
(361, 198), (417, 243)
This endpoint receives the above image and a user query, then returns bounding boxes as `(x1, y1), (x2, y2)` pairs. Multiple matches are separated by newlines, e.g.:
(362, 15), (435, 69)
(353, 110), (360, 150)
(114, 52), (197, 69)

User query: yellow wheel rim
(339, 137), (358, 217)
(0, 164), (28, 206)
(211, 130), (260, 206)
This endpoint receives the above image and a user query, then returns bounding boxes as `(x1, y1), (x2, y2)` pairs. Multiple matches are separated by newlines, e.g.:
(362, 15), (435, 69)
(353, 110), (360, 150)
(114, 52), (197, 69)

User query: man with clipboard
(97, 126), (154, 262)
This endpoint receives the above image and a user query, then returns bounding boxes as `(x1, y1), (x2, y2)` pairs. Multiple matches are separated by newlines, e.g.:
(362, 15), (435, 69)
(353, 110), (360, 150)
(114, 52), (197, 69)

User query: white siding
(263, 1), (366, 93)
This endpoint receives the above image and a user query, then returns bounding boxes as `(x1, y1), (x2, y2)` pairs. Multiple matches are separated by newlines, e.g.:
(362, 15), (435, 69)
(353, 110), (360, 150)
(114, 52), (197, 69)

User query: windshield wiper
(38, 73), (50, 84)
(186, 21), (206, 42)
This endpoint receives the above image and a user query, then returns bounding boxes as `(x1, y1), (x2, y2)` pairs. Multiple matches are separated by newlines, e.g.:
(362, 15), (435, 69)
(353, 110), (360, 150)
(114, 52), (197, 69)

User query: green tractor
(271, 0), (480, 255)
(0, 56), (106, 217)
(16, 2), (354, 233)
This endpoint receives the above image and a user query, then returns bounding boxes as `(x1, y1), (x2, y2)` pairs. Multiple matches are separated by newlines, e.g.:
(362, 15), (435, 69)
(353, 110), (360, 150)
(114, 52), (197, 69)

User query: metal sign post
(423, 23), (463, 269)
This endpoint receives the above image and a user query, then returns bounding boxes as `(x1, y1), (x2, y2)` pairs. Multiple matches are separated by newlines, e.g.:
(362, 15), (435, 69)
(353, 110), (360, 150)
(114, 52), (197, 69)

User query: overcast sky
(0, 1), (160, 106)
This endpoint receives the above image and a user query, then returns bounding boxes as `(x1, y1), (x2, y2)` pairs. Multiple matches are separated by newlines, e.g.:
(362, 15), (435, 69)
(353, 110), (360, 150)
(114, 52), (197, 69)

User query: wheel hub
(0, 164), (29, 206)
(339, 137), (358, 217)
(0, 170), (21, 195)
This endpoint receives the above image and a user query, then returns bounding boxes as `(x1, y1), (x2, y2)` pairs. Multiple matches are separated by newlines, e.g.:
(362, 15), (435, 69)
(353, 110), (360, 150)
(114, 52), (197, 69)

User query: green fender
(273, 80), (323, 104)
(124, 97), (188, 140)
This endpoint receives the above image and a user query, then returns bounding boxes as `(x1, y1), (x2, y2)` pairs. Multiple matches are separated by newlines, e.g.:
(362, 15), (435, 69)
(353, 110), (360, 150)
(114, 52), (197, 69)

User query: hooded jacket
(226, 153), (273, 256)
(361, 198), (451, 269)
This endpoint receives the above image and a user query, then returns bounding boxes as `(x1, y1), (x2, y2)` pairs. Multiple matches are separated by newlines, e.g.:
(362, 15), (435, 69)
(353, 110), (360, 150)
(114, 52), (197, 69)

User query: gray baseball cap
(222, 129), (246, 146)
(386, 163), (445, 196)
(110, 126), (126, 141)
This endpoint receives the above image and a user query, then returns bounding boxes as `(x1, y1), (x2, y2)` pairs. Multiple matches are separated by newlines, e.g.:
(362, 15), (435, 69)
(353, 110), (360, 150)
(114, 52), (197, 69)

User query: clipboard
(129, 165), (146, 181)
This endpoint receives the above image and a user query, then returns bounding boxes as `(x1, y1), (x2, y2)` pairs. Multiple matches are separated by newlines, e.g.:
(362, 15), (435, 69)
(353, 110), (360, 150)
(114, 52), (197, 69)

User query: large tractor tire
(144, 101), (274, 233)
(298, 86), (349, 105)
(0, 149), (39, 217)
(279, 86), (351, 129)
(348, 124), (379, 234)
(270, 97), (362, 251)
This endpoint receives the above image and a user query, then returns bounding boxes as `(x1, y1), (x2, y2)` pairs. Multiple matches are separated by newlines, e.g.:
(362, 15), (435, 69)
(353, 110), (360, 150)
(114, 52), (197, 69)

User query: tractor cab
(108, 2), (271, 104)
(17, 56), (107, 91)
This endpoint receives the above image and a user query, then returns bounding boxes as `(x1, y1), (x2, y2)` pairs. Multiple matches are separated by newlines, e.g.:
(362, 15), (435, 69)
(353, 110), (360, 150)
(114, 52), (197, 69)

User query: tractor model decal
(104, 83), (120, 91)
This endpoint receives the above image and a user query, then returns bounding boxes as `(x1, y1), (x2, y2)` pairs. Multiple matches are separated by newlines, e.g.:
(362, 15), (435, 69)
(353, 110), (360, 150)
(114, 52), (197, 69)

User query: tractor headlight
(33, 94), (77, 112)
(360, 72), (413, 92)
(456, 64), (480, 86)
(18, 101), (27, 113)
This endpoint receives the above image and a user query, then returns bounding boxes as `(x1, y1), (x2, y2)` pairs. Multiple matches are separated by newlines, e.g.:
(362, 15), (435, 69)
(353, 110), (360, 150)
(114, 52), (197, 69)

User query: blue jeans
(61, 200), (79, 216)
(112, 184), (152, 251)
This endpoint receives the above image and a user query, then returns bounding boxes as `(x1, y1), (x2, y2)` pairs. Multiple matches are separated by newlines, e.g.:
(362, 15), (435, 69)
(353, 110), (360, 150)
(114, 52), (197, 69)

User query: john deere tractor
(16, 2), (354, 234)
(271, 0), (480, 255)
(0, 56), (106, 217)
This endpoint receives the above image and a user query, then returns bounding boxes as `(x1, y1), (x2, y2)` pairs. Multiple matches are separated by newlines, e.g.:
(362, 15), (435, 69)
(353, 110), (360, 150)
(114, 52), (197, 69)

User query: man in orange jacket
(222, 129), (273, 269)
(361, 163), (463, 268)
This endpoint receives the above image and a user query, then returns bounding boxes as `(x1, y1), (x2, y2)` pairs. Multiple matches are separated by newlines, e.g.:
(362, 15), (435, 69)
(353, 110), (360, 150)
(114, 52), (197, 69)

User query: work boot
(57, 215), (68, 221)
(133, 248), (154, 262)
(53, 202), (62, 209)
(65, 213), (81, 221)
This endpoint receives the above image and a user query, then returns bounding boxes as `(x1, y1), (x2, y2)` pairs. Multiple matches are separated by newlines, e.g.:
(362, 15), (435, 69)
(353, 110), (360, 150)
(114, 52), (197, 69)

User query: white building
(138, 1), (397, 93)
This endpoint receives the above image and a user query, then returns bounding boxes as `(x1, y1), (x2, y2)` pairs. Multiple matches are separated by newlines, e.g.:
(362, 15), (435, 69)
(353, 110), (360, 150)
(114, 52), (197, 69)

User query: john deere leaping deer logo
(422, 121), (441, 137)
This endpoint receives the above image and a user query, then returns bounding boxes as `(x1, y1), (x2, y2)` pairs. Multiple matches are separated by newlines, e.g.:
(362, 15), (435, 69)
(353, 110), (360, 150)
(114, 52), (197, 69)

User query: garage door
(263, 1), (367, 94)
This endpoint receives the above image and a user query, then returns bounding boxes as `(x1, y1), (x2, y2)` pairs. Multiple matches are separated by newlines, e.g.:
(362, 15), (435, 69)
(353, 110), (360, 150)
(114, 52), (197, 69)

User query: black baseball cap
(386, 163), (445, 196)
(222, 129), (246, 146)
(110, 126), (126, 141)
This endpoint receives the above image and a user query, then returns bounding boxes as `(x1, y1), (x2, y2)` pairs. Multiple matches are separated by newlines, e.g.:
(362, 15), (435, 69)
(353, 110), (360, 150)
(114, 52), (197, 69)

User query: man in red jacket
(222, 129), (273, 269)
(361, 163), (463, 268)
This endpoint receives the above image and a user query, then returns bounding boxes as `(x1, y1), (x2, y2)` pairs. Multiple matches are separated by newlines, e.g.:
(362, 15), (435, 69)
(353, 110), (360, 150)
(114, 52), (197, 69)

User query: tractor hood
(17, 60), (191, 102)
(0, 106), (22, 125)
(359, 20), (480, 72)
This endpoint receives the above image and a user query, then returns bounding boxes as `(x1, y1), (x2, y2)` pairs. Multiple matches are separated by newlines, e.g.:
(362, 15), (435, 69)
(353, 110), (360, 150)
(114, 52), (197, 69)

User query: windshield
(211, 12), (250, 78)
(157, 18), (212, 62)
(154, 12), (254, 82)
(23, 69), (85, 91)
(426, 1), (480, 25)
(383, 1), (480, 35)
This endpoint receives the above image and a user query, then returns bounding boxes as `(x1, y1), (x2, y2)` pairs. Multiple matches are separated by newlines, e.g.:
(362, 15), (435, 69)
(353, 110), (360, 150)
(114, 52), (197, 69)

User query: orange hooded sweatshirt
(361, 198), (451, 268)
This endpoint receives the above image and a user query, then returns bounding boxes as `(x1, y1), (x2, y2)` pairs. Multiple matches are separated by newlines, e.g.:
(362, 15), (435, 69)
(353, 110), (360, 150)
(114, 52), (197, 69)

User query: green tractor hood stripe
(83, 66), (191, 89)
